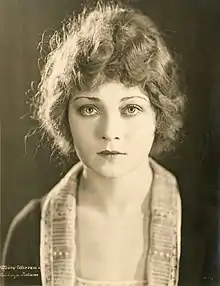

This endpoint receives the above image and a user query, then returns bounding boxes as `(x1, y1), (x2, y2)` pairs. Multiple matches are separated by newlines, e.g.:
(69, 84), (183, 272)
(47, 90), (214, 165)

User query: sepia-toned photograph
(1, 0), (220, 285)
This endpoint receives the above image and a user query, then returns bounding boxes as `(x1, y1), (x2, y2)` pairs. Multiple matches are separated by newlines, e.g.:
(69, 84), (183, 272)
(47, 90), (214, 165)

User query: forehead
(93, 82), (142, 97)
(78, 82), (148, 101)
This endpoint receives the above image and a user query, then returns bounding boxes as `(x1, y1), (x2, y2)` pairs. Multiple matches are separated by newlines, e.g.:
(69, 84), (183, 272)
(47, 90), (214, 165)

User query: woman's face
(68, 82), (156, 178)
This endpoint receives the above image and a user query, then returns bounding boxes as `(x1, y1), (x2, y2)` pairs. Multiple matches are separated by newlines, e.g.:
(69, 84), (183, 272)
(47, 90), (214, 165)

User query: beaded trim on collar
(40, 158), (181, 286)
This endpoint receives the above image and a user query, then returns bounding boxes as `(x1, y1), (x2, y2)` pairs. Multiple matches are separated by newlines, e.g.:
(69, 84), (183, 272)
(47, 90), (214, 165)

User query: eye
(78, 105), (100, 116)
(121, 104), (143, 117)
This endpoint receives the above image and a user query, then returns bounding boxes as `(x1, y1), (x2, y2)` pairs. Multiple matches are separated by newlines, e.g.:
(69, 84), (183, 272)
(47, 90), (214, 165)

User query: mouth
(97, 150), (127, 156)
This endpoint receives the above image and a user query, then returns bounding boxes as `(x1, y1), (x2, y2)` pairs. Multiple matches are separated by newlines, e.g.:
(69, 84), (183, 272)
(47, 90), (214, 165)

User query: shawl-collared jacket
(2, 159), (181, 286)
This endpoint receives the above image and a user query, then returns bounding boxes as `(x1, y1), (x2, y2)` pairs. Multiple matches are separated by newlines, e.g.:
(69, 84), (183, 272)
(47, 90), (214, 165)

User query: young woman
(2, 2), (185, 285)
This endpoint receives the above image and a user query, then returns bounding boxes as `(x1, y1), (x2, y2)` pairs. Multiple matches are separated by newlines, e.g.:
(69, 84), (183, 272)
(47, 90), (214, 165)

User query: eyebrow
(73, 96), (100, 102)
(72, 96), (148, 102)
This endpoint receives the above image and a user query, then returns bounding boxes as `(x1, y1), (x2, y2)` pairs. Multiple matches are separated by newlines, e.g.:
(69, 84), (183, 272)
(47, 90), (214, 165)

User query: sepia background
(1, 0), (220, 285)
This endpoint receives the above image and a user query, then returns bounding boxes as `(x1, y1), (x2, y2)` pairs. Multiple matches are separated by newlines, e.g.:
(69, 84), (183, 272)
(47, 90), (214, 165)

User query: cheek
(68, 114), (84, 149)
(126, 115), (156, 139)
(70, 127), (91, 151)
(69, 113), (90, 139)
(68, 117), (96, 154)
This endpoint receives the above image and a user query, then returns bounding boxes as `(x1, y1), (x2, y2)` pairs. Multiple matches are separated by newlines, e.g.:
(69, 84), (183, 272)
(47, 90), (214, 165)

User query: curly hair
(32, 0), (185, 157)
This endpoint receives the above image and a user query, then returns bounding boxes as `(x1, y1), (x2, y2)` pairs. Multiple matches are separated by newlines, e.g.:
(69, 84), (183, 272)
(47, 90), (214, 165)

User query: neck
(78, 160), (153, 215)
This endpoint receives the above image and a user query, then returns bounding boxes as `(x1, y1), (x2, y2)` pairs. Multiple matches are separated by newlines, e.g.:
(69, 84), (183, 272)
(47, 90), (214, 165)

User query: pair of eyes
(77, 104), (143, 117)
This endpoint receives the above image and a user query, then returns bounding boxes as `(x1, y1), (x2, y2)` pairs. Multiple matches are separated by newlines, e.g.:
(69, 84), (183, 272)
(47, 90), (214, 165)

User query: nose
(99, 114), (123, 141)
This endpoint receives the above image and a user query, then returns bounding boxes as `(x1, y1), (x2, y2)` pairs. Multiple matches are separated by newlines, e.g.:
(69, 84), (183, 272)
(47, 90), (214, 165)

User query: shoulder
(2, 198), (43, 264)
(2, 198), (43, 285)
(5, 198), (43, 242)
(9, 198), (42, 229)
(150, 157), (179, 188)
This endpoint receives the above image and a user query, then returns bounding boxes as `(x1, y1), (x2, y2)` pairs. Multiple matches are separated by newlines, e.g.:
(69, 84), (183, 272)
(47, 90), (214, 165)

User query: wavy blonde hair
(32, 1), (185, 156)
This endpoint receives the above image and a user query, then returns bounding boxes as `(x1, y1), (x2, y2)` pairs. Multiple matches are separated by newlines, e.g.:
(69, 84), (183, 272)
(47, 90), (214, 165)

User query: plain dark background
(1, 0), (220, 285)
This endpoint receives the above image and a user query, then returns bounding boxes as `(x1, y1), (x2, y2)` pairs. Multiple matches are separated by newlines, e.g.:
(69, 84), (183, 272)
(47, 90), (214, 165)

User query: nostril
(102, 136), (120, 140)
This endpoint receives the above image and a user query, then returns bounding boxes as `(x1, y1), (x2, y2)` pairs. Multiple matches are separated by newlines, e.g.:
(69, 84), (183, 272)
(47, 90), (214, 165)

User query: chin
(101, 170), (126, 179)
(82, 161), (124, 178)
(92, 163), (140, 179)
(81, 155), (148, 178)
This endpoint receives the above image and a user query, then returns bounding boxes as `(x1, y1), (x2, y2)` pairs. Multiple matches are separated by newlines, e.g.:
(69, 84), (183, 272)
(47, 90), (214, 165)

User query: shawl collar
(40, 159), (181, 286)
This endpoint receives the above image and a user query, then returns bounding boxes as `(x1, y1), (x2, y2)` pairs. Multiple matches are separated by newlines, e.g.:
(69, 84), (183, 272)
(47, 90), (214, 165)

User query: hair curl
(32, 1), (185, 157)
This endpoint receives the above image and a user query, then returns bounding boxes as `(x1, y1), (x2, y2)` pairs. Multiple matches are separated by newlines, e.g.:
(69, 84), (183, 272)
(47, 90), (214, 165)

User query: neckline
(76, 276), (148, 285)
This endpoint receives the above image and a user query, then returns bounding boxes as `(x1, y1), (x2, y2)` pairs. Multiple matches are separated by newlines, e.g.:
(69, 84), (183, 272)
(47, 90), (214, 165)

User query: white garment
(76, 276), (148, 286)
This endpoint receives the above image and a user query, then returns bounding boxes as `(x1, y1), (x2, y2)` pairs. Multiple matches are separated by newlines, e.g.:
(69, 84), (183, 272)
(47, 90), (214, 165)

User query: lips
(97, 150), (126, 155)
